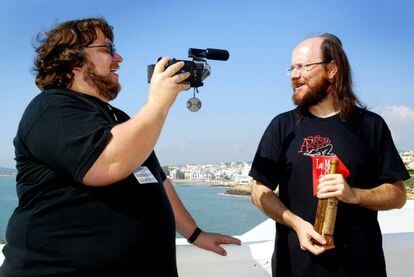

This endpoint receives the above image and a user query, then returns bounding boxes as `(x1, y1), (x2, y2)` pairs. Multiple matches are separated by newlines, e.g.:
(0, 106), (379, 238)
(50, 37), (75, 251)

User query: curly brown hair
(34, 18), (114, 91)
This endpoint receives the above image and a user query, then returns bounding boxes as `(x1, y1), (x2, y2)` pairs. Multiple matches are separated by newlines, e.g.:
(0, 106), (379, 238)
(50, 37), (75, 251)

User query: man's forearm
(251, 180), (303, 230)
(163, 179), (197, 239)
(83, 102), (168, 186)
(353, 180), (407, 211)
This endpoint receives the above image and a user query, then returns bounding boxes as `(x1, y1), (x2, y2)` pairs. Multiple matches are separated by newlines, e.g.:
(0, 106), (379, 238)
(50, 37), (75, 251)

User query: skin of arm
(317, 174), (407, 210)
(83, 58), (190, 186)
(163, 178), (241, 256)
(251, 180), (330, 255)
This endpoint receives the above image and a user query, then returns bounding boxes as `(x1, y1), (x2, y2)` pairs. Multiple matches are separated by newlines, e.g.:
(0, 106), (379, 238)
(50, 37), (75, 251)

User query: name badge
(133, 166), (158, 184)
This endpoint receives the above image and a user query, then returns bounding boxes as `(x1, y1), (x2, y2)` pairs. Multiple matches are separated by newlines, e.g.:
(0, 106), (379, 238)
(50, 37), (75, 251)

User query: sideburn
(84, 62), (121, 101)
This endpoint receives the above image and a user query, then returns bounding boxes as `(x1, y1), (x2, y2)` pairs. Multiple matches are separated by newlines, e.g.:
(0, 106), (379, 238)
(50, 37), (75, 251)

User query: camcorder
(147, 48), (229, 87)
(147, 48), (229, 112)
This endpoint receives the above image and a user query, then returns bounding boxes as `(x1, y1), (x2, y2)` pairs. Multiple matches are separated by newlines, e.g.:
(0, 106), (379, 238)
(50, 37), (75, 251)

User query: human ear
(327, 61), (338, 80)
(72, 66), (83, 73)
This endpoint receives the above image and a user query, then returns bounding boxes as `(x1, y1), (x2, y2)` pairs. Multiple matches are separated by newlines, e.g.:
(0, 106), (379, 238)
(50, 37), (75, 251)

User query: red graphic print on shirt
(299, 135), (351, 195)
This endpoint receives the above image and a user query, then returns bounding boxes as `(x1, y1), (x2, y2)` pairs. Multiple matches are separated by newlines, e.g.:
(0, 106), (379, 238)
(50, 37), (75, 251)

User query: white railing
(177, 200), (414, 277)
(1, 201), (414, 277)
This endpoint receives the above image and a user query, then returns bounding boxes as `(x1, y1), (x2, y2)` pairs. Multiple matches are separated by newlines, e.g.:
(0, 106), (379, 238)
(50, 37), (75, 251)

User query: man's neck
(69, 82), (108, 103)
(308, 96), (339, 118)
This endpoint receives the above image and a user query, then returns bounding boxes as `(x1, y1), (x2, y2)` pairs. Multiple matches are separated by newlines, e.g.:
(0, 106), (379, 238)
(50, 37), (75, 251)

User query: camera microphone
(188, 48), (230, 61)
(205, 48), (230, 61)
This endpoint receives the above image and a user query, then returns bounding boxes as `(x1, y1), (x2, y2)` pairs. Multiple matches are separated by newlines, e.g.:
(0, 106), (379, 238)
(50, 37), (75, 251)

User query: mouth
(110, 66), (120, 77)
(293, 82), (305, 91)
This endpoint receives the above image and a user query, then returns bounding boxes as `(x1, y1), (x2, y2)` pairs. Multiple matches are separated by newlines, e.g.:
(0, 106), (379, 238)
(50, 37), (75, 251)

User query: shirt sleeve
(152, 152), (167, 182)
(249, 117), (286, 190)
(374, 117), (410, 184)
(23, 100), (114, 183)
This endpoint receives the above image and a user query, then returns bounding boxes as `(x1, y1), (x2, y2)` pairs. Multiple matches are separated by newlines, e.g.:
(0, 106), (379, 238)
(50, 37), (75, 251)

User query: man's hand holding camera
(148, 57), (191, 114)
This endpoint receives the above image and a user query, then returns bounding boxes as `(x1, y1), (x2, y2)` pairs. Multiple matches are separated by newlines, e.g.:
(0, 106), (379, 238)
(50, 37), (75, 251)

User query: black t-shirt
(1, 89), (177, 276)
(249, 109), (410, 277)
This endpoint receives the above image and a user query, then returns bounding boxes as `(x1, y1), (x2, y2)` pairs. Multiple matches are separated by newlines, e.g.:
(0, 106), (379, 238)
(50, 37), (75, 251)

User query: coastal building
(408, 160), (414, 170)
(400, 150), (414, 164)
(234, 163), (252, 184)
(167, 162), (253, 183)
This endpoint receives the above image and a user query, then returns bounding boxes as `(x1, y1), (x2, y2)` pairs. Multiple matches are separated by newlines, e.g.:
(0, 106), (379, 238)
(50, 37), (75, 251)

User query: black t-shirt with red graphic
(249, 108), (409, 277)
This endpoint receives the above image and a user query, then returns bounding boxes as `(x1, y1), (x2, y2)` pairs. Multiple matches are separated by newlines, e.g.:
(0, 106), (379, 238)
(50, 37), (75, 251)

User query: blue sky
(1, 0), (414, 168)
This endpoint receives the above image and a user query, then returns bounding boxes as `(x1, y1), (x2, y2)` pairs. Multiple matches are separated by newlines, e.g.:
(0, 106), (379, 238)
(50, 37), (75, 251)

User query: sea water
(0, 177), (267, 241)
(0, 176), (17, 242)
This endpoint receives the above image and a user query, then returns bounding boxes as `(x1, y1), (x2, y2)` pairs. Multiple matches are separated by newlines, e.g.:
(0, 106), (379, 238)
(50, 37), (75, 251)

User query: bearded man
(0, 18), (240, 276)
(249, 34), (409, 277)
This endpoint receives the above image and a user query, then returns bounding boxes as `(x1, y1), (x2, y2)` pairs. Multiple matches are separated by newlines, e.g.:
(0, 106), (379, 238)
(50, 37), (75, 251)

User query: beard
(292, 78), (330, 108)
(84, 62), (121, 101)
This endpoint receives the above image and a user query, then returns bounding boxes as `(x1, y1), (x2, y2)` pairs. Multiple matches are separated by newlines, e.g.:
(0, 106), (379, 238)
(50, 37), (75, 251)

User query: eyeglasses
(86, 43), (116, 57)
(286, 61), (330, 75)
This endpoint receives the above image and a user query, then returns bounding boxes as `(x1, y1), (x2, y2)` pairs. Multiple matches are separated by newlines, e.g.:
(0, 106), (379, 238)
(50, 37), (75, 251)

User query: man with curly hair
(0, 18), (240, 276)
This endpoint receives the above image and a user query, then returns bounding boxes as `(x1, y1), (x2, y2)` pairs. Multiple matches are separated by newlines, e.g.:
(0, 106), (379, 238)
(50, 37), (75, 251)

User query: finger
(319, 174), (338, 183)
(318, 179), (339, 188)
(319, 179), (341, 187)
(153, 57), (169, 73)
(164, 61), (186, 77)
(301, 239), (324, 255)
(323, 244), (335, 251)
(172, 71), (191, 83)
(211, 244), (227, 256)
(317, 183), (338, 194)
(304, 237), (328, 255)
(308, 244), (327, 255)
(308, 230), (326, 245)
(177, 84), (191, 91)
(316, 186), (344, 199)
(317, 191), (339, 199)
(216, 236), (241, 246)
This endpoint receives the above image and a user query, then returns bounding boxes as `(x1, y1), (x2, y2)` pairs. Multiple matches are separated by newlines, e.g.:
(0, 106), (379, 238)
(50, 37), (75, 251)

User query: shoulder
(34, 89), (113, 119)
(24, 89), (100, 112)
(350, 108), (388, 130)
(358, 108), (384, 122)
(345, 108), (393, 150)
(260, 110), (297, 143)
(268, 110), (295, 126)
(18, 89), (108, 136)
(266, 110), (296, 132)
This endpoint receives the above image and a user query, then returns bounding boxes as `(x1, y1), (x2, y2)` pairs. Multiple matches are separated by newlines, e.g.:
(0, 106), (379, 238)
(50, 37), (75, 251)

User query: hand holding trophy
(313, 159), (339, 248)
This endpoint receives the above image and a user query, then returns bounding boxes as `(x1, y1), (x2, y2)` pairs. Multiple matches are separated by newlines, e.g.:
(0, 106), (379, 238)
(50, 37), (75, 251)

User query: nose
(113, 52), (123, 63)
(290, 68), (301, 79)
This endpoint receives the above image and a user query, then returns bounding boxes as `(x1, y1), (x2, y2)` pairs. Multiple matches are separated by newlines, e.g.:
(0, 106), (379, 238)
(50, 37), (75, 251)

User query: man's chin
(99, 83), (121, 101)
(292, 91), (307, 106)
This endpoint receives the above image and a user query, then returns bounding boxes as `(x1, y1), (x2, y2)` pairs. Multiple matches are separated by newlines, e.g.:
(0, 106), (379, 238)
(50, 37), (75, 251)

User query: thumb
(309, 230), (326, 245)
(153, 57), (169, 73)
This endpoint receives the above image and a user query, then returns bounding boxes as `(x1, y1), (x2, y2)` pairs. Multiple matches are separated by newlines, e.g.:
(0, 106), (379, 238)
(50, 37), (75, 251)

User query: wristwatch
(187, 227), (202, 244)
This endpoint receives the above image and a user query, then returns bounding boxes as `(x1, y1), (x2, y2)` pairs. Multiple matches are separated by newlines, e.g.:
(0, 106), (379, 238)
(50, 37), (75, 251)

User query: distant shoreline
(172, 179), (251, 196)
(174, 178), (414, 199)
(172, 179), (237, 187)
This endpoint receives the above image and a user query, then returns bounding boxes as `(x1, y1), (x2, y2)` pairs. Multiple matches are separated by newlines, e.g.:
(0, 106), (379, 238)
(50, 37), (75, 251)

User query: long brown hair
(34, 18), (114, 91)
(319, 33), (365, 120)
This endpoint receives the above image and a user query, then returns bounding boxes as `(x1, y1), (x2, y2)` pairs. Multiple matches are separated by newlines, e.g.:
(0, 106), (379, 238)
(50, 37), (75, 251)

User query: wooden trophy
(313, 159), (339, 248)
